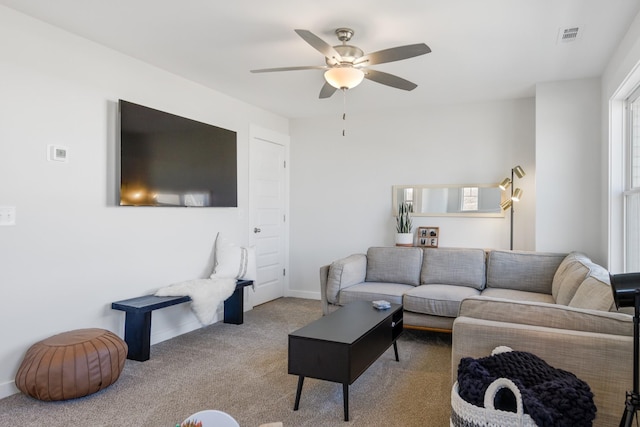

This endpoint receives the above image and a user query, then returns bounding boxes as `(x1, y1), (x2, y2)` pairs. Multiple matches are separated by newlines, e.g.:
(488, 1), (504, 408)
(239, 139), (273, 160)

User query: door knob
(254, 227), (261, 233)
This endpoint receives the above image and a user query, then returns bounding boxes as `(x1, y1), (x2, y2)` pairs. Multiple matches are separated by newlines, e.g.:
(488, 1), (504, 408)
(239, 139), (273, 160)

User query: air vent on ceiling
(558, 27), (580, 43)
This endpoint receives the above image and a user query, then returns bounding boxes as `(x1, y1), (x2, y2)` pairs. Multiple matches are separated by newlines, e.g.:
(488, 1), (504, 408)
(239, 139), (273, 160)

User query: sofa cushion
(569, 276), (615, 311)
(326, 254), (367, 304)
(338, 282), (413, 306)
(420, 248), (486, 290)
(365, 247), (422, 286)
(486, 250), (566, 294)
(552, 252), (592, 305)
(403, 284), (480, 317)
(480, 288), (556, 304)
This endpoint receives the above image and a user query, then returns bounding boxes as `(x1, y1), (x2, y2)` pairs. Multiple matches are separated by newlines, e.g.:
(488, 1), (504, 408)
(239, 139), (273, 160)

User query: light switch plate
(0, 206), (16, 226)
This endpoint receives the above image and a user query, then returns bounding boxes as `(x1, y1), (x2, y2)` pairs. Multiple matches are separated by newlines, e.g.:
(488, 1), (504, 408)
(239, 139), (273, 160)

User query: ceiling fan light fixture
(324, 67), (365, 90)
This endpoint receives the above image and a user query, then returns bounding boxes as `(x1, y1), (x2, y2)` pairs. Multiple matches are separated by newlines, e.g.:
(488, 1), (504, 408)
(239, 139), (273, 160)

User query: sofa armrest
(458, 295), (632, 336)
(321, 254), (367, 307)
(319, 264), (330, 315)
(451, 316), (632, 427)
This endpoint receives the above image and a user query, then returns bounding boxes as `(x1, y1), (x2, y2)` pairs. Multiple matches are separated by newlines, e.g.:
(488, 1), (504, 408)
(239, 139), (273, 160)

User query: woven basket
(450, 378), (538, 427)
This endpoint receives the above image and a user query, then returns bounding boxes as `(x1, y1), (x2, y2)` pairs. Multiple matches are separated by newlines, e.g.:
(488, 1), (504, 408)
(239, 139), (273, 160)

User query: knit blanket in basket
(457, 350), (596, 427)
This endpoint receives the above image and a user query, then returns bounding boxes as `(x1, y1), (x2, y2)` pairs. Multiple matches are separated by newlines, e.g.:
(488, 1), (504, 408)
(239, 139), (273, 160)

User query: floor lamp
(499, 165), (525, 250)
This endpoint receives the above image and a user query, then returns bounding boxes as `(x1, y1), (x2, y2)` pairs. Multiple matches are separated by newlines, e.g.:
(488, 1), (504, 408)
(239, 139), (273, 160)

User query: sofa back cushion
(366, 247), (422, 286)
(486, 250), (566, 294)
(420, 247), (486, 290)
(552, 252), (593, 305)
(326, 254), (367, 304)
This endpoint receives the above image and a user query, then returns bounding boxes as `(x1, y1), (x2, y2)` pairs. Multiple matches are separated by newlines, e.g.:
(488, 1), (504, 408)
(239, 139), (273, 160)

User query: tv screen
(118, 100), (237, 207)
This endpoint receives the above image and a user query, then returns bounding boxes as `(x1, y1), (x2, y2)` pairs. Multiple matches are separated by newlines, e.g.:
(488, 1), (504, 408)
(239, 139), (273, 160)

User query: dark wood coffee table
(288, 301), (403, 421)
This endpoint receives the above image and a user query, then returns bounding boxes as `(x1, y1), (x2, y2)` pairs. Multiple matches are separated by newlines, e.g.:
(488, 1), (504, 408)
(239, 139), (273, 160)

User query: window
(403, 187), (414, 211)
(461, 187), (479, 211)
(625, 88), (640, 271)
(403, 187), (414, 203)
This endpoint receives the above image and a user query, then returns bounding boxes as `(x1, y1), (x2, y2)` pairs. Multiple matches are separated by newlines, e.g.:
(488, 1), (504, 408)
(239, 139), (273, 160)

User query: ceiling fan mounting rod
(335, 28), (354, 43)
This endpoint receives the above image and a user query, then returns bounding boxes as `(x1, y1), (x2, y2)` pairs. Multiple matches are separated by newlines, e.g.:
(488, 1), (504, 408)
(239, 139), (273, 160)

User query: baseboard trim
(285, 289), (320, 300)
(0, 380), (19, 400)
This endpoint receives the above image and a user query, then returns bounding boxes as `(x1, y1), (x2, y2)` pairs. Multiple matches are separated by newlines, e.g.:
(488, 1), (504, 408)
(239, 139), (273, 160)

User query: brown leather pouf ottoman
(15, 328), (127, 401)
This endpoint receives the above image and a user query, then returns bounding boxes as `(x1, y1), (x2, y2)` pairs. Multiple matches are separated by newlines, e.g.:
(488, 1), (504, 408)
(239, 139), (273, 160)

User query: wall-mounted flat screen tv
(118, 100), (237, 207)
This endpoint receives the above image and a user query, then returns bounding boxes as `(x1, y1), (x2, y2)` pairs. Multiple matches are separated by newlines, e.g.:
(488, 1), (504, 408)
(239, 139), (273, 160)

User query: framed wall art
(417, 227), (439, 248)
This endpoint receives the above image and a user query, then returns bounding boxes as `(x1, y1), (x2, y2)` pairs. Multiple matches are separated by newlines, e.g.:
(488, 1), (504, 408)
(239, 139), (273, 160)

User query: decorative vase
(395, 232), (414, 247)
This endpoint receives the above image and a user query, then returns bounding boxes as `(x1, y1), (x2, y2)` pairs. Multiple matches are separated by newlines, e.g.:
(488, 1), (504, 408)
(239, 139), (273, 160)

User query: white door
(249, 126), (288, 306)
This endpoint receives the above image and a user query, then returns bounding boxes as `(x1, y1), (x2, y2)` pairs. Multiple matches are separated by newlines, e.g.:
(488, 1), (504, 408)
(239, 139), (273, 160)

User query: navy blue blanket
(457, 350), (596, 427)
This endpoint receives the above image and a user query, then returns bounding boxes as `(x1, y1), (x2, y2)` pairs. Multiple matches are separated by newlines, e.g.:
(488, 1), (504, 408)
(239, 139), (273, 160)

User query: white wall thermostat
(48, 145), (69, 162)
(0, 206), (16, 226)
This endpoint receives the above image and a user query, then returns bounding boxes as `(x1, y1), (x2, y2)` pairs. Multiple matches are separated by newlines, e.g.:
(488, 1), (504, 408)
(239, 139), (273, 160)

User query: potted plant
(395, 202), (414, 246)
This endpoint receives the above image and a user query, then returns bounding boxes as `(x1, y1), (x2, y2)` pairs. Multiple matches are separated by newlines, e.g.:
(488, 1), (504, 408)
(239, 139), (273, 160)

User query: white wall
(534, 78), (603, 263)
(0, 6), (288, 398)
(288, 99), (536, 297)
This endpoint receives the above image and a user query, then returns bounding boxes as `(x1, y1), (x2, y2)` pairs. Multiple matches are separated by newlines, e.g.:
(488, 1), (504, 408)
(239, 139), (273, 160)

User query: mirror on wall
(392, 184), (505, 217)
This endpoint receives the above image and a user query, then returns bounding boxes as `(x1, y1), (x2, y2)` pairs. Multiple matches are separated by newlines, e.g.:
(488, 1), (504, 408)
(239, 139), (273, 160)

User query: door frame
(247, 124), (290, 310)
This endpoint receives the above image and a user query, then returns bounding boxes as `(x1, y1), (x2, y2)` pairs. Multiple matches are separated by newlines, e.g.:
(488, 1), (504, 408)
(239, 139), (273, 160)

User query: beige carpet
(0, 298), (452, 426)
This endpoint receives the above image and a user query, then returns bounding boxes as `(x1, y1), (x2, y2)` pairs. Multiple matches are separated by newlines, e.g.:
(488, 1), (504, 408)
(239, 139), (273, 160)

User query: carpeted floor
(0, 298), (453, 426)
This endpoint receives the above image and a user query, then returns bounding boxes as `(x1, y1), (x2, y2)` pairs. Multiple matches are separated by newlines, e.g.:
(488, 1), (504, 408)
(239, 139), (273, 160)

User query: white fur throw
(155, 278), (237, 325)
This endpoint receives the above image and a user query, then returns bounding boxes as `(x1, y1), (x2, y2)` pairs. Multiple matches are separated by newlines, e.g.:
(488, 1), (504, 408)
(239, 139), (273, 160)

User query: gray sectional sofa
(319, 247), (633, 426)
(320, 246), (618, 330)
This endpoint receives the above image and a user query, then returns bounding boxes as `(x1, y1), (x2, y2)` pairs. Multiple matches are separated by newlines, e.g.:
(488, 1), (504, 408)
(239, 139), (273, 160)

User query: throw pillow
(210, 234), (257, 281)
(551, 252), (591, 304)
(568, 276), (615, 311)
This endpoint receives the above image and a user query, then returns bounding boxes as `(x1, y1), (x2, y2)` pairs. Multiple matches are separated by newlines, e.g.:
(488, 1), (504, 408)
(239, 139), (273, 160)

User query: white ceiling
(2, 0), (639, 119)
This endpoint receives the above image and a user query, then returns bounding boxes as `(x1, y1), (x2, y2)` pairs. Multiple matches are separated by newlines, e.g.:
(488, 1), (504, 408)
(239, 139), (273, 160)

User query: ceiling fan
(251, 28), (431, 99)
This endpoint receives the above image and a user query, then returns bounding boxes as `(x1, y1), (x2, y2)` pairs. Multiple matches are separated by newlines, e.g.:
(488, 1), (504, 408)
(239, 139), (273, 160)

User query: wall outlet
(0, 206), (16, 226)
(48, 145), (68, 162)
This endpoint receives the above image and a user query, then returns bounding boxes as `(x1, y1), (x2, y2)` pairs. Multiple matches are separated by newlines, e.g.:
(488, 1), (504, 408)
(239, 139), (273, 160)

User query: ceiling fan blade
(364, 69), (418, 91)
(319, 82), (338, 99)
(294, 29), (343, 64)
(354, 43), (431, 66)
(251, 65), (328, 73)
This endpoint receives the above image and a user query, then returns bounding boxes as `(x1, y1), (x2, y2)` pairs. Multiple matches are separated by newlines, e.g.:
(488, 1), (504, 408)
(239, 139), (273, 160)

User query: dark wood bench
(112, 279), (253, 361)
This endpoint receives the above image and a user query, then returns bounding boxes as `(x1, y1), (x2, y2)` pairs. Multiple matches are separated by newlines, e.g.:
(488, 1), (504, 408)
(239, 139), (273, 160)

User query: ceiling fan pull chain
(342, 88), (347, 137)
